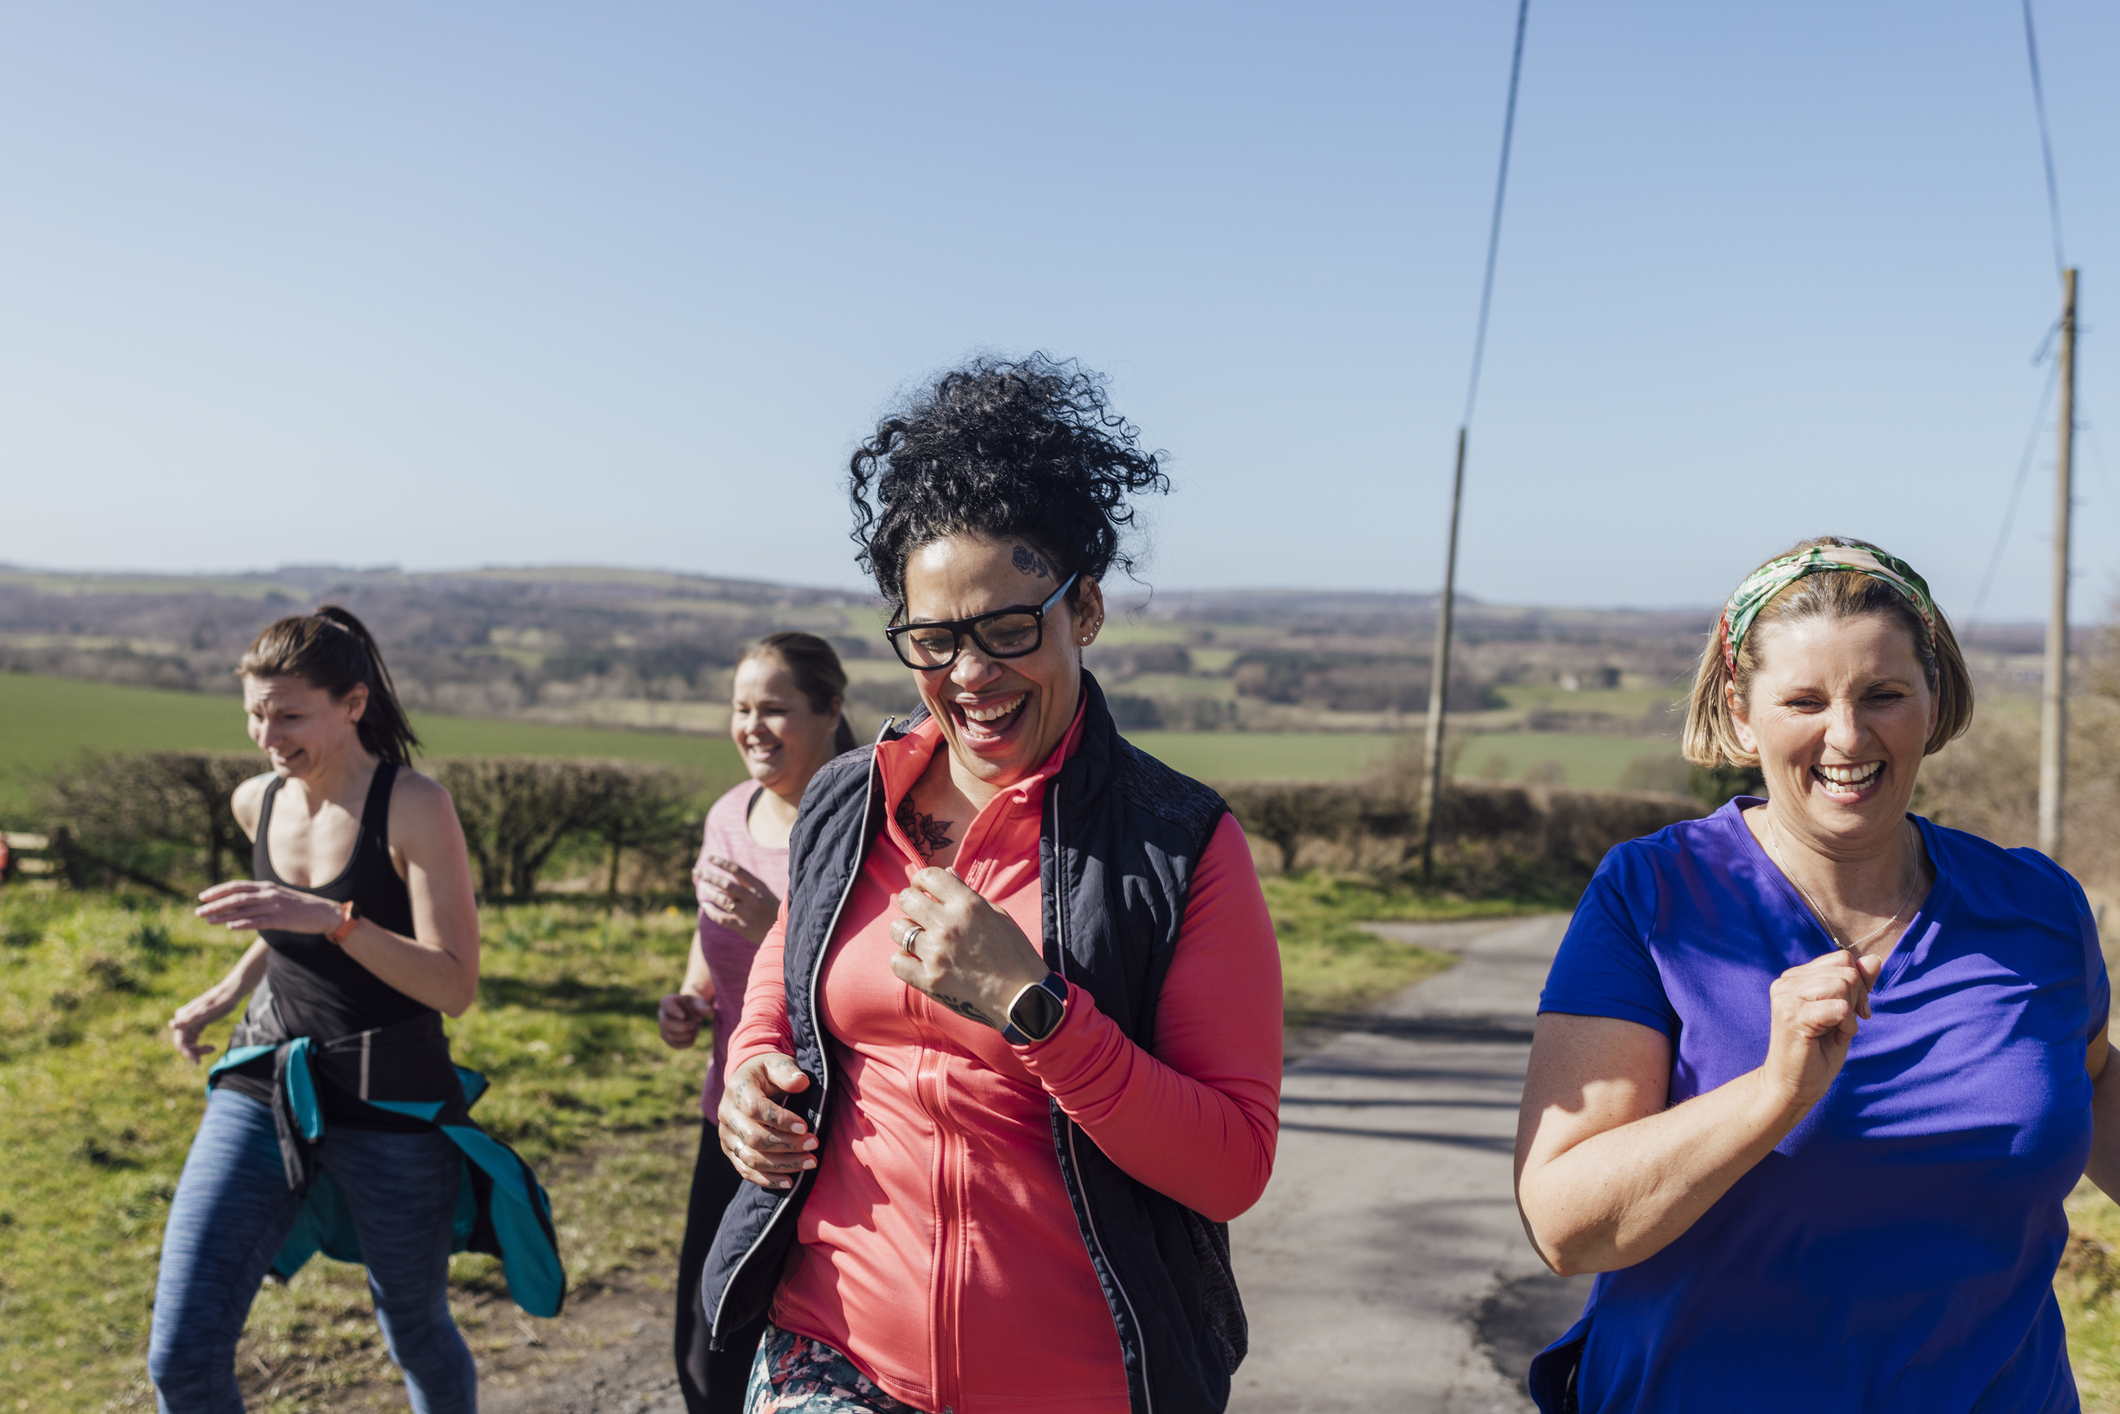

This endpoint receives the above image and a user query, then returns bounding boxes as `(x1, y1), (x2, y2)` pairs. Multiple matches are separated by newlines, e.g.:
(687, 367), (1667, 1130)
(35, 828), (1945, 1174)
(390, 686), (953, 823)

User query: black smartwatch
(1003, 973), (1069, 1046)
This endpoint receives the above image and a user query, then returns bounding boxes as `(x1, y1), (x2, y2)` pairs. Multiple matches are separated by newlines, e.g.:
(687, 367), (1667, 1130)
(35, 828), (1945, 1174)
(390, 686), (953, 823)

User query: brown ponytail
(238, 605), (421, 766)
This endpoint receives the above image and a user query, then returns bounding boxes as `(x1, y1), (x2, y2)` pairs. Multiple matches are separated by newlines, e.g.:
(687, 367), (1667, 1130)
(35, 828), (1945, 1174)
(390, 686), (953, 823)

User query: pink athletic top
(727, 705), (1283, 1413)
(694, 781), (790, 1117)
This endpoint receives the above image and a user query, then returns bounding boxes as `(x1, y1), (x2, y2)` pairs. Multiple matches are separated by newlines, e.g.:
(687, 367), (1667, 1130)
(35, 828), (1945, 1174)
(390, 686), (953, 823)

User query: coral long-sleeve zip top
(725, 703), (1283, 1414)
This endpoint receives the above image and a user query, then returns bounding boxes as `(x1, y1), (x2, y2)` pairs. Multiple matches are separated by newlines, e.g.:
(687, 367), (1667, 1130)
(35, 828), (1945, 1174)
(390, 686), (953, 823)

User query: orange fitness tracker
(325, 899), (360, 945)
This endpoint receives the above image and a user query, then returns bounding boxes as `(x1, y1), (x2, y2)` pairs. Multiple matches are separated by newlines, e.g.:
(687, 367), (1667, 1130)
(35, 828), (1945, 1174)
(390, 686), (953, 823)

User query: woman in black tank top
(149, 608), (486, 1413)
(249, 761), (427, 1036)
(205, 761), (439, 1128)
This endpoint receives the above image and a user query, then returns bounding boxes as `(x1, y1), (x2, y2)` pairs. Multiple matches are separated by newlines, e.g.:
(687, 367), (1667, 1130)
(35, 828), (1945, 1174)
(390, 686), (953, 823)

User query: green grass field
(1456, 731), (1684, 792)
(1130, 731), (1405, 782)
(0, 892), (707, 1411)
(0, 673), (745, 821)
(1488, 683), (1680, 717)
(1139, 726), (1684, 794)
(2061, 1182), (2120, 1412)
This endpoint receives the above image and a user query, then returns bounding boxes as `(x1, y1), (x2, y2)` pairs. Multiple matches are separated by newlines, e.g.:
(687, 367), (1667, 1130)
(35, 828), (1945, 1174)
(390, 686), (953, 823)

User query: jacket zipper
(901, 889), (962, 1413)
(710, 715), (892, 1341)
(937, 1019), (965, 1414)
(1049, 776), (1154, 1414)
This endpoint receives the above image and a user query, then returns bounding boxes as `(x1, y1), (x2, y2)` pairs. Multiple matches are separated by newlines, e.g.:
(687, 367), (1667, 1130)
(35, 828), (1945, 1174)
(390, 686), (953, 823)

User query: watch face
(1011, 980), (1066, 1042)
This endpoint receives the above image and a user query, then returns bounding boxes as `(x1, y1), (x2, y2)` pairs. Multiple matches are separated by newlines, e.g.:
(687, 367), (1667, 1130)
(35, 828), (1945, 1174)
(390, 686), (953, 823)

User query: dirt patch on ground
(475, 1275), (683, 1414)
(234, 1268), (686, 1414)
(231, 1127), (696, 1414)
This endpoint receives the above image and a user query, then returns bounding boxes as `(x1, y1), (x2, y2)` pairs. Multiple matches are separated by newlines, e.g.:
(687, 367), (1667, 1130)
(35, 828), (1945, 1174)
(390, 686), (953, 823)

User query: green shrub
(416, 758), (702, 900)
(29, 752), (709, 903)
(39, 752), (257, 888)
(1218, 774), (1702, 897)
(1689, 762), (1765, 808)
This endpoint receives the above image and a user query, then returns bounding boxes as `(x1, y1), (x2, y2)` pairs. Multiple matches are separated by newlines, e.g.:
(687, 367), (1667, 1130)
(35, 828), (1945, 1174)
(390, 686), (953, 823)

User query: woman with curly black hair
(701, 354), (1284, 1414)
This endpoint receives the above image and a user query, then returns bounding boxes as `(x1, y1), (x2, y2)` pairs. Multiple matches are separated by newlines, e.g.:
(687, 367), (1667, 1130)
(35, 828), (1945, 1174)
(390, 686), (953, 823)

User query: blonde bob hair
(1682, 536), (1975, 769)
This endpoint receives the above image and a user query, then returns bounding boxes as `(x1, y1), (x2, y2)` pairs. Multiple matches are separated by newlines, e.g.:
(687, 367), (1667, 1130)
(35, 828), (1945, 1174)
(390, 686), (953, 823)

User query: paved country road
(477, 913), (1587, 1414)
(1229, 914), (1590, 1414)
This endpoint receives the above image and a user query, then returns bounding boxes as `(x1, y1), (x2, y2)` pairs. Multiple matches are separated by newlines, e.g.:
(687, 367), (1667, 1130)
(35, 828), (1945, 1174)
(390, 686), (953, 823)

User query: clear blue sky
(2, 2), (2113, 624)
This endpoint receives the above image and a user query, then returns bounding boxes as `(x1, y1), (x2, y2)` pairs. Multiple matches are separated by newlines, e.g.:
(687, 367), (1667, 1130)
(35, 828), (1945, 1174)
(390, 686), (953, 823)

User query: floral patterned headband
(1718, 541), (1938, 679)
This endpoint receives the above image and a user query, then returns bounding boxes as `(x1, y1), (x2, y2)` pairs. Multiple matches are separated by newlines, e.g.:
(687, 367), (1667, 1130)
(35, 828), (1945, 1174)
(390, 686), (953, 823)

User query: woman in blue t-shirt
(1516, 537), (2116, 1414)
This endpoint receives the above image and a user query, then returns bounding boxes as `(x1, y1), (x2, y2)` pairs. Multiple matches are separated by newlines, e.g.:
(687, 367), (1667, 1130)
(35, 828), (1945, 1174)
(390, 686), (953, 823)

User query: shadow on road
(1476, 1270), (1593, 1397)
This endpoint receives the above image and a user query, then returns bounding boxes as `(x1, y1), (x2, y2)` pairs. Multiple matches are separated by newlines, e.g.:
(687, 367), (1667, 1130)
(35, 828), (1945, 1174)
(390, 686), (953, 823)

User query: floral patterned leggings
(743, 1324), (924, 1414)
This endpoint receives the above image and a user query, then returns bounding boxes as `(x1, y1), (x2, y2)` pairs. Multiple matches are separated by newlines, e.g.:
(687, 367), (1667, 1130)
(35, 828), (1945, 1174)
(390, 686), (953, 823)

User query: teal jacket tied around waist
(208, 992), (566, 1317)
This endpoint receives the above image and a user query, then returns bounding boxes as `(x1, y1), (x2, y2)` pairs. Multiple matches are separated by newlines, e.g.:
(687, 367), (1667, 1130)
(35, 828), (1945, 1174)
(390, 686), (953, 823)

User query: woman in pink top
(659, 632), (854, 1414)
(703, 356), (1283, 1414)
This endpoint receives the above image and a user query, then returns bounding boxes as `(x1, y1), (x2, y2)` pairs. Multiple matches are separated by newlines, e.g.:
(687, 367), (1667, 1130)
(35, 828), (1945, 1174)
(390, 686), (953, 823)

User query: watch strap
(1003, 972), (1069, 1047)
(325, 899), (359, 945)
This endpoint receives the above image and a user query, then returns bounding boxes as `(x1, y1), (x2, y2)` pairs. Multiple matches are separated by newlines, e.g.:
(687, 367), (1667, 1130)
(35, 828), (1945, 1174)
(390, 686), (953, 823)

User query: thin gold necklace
(1765, 812), (1919, 955)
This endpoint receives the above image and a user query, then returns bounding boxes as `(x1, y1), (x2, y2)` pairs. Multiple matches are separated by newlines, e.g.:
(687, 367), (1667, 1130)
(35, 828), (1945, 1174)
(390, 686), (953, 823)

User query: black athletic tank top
(216, 763), (436, 1126)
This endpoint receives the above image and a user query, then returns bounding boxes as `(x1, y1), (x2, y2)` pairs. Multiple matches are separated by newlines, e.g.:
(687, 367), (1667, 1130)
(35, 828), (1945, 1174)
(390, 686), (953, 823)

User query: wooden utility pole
(2038, 267), (2078, 859)
(1418, 0), (1531, 881)
(1419, 429), (1467, 878)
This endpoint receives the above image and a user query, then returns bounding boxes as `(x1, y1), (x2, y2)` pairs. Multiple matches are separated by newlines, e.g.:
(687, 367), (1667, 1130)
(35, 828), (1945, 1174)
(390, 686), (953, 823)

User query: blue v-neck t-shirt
(1538, 799), (2109, 1413)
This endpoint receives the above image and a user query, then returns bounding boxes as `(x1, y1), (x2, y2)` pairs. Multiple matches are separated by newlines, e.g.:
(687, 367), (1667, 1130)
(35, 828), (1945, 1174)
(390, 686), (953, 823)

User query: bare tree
(40, 752), (259, 888)
(427, 757), (701, 899)
(34, 751), (707, 901)
(577, 762), (699, 898)
(428, 758), (613, 899)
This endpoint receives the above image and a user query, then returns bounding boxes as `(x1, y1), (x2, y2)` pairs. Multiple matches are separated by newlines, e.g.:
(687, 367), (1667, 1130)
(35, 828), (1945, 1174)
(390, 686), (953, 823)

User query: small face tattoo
(1011, 545), (1050, 580)
(895, 795), (955, 861)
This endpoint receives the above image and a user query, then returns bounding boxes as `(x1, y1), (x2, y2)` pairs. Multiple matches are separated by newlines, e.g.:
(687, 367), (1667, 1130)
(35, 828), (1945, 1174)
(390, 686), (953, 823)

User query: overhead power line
(2021, 0), (2067, 280)
(1968, 355), (2060, 628)
(1461, 0), (1532, 428)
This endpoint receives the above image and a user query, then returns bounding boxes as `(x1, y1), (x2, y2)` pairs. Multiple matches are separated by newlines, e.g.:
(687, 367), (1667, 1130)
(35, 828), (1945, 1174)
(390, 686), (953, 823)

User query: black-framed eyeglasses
(885, 572), (1080, 670)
